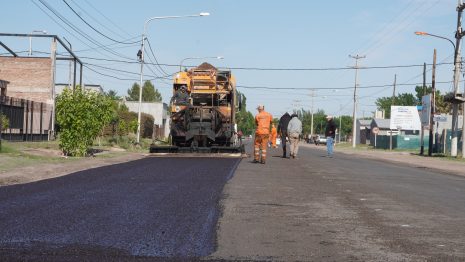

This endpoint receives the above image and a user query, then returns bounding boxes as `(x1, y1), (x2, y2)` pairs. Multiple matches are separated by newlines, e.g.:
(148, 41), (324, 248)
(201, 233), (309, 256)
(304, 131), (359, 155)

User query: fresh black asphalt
(0, 157), (240, 260)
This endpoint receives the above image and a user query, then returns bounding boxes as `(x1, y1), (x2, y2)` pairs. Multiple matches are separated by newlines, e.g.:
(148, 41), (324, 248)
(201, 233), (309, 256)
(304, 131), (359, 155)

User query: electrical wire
(37, 0), (138, 61)
(62, 0), (141, 44)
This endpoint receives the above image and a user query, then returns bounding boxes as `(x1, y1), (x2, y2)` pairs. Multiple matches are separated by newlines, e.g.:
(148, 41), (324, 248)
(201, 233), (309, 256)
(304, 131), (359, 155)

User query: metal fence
(0, 96), (52, 141)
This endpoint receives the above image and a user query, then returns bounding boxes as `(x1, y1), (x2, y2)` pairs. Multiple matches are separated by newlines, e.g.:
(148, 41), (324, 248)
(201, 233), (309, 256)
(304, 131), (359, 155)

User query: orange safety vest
(255, 111), (273, 135)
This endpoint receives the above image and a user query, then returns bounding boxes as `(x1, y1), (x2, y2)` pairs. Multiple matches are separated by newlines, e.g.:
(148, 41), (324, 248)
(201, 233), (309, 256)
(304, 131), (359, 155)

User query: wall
(0, 57), (53, 104)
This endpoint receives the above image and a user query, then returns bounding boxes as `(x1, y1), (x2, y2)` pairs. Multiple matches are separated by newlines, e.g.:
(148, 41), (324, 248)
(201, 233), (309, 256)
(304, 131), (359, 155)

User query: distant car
(314, 135), (327, 145)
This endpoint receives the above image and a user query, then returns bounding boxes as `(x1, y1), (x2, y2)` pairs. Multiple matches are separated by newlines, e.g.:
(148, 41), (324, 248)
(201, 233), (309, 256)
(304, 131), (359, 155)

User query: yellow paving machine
(150, 63), (244, 154)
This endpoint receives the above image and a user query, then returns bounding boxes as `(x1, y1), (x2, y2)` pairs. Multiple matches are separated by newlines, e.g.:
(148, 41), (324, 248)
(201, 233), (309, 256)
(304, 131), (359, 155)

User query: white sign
(433, 115), (447, 122)
(421, 95), (431, 126)
(390, 106), (422, 130)
(372, 127), (379, 134)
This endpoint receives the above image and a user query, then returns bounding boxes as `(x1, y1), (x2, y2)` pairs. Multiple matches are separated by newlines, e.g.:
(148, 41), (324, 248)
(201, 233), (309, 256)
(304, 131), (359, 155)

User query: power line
(69, 0), (131, 40)
(144, 37), (172, 76)
(74, 56), (455, 71)
(62, 0), (141, 44)
(237, 81), (454, 91)
(36, 0), (138, 61)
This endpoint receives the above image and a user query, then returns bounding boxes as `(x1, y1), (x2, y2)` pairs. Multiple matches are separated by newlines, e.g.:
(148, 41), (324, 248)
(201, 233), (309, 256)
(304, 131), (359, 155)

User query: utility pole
(389, 74), (397, 151)
(451, 0), (465, 157)
(350, 54), (366, 148)
(420, 63), (426, 155)
(429, 49), (437, 156)
(310, 89), (314, 138)
(50, 38), (57, 140)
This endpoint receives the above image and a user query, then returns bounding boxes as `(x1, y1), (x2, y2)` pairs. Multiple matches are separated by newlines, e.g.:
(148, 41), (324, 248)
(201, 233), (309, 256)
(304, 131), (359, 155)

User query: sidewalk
(301, 143), (465, 177)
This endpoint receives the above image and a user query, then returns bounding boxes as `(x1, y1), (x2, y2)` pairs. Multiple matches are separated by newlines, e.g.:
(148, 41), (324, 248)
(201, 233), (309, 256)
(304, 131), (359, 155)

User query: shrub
(56, 87), (113, 156)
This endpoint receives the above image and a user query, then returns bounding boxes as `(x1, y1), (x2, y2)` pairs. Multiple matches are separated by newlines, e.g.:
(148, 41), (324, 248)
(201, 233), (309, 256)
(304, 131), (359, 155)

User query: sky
(0, 0), (461, 118)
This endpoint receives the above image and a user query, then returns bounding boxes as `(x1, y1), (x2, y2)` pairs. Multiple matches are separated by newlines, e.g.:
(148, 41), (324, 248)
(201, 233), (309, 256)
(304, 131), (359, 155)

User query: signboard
(433, 115), (448, 122)
(372, 127), (379, 134)
(390, 106), (422, 130)
(421, 95), (431, 126)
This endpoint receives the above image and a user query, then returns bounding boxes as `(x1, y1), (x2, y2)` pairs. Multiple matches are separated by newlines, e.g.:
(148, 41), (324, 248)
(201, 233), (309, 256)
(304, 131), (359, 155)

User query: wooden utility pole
(428, 49), (437, 156)
(420, 63), (426, 155)
(389, 74), (397, 151)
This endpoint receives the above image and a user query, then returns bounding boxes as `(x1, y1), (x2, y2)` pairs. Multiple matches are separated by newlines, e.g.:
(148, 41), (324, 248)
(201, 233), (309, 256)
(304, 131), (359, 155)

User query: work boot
(252, 159), (260, 164)
(260, 160), (266, 164)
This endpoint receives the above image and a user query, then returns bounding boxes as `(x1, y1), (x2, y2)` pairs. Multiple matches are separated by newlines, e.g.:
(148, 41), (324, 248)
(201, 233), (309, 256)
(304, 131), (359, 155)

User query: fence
(0, 95), (52, 141)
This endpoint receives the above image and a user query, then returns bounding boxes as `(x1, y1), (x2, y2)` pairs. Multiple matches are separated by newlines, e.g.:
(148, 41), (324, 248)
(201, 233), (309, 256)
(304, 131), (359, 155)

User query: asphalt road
(1, 141), (465, 261)
(211, 142), (465, 261)
(0, 157), (240, 261)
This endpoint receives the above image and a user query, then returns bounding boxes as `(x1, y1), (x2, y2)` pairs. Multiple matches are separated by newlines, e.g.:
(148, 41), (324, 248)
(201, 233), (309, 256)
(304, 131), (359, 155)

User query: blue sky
(0, 0), (459, 118)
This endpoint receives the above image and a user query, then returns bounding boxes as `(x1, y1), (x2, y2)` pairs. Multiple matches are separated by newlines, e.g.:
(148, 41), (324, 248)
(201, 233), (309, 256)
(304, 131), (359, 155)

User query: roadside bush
(56, 87), (113, 156)
(0, 113), (9, 131)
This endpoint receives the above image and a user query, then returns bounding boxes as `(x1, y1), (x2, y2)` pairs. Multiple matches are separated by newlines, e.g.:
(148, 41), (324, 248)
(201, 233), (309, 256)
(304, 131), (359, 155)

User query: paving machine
(150, 63), (244, 154)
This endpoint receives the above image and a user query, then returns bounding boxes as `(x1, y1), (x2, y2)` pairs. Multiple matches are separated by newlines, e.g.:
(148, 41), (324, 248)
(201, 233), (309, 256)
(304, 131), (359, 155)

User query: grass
(0, 136), (149, 173)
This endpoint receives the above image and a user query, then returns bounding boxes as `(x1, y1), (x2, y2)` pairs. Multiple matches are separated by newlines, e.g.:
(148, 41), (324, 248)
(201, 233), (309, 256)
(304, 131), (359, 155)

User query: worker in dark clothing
(277, 112), (291, 158)
(173, 85), (189, 104)
(325, 115), (337, 157)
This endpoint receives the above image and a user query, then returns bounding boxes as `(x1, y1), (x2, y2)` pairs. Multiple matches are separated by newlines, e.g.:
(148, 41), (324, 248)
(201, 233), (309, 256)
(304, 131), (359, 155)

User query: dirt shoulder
(301, 143), (465, 177)
(0, 151), (145, 186)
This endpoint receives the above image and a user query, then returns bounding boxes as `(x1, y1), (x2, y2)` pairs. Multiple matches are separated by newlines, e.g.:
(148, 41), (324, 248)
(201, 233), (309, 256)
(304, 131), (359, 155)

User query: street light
(29, 30), (47, 56)
(179, 56), (223, 72)
(415, 30), (462, 157)
(136, 12), (210, 144)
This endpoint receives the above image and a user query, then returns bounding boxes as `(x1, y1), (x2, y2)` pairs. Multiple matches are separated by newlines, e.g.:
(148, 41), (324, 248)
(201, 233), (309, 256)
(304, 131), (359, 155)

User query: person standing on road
(287, 113), (302, 159)
(277, 112), (291, 158)
(325, 115), (337, 157)
(253, 105), (273, 164)
(270, 123), (277, 148)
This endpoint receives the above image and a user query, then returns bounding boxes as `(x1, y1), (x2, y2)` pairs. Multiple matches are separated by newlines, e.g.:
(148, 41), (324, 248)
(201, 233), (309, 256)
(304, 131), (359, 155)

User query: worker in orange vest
(253, 104), (273, 164)
(270, 123), (277, 148)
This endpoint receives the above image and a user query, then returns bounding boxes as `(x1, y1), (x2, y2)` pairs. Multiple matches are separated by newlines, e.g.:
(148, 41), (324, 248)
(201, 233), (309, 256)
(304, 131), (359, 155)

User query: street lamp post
(136, 12), (209, 144)
(415, 30), (462, 157)
(29, 30), (47, 56)
(179, 56), (223, 72)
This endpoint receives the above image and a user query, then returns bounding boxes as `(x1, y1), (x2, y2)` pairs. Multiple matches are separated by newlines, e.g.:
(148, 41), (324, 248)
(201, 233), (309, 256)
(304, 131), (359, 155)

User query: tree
(414, 85), (451, 114)
(126, 80), (162, 102)
(235, 91), (255, 135)
(105, 89), (121, 100)
(375, 93), (417, 118)
(56, 87), (113, 156)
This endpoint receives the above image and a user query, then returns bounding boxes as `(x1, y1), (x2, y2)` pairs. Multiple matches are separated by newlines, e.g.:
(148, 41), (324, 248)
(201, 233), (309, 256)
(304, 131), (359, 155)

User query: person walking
(253, 105), (273, 164)
(287, 113), (302, 159)
(270, 123), (277, 148)
(277, 112), (291, 158)
(325, 115), (337, 157)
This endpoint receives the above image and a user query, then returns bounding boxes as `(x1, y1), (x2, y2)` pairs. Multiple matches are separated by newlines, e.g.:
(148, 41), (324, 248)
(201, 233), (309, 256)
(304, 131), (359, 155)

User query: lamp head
(415, 31), (428, 36)
(199, 12), (210, 16)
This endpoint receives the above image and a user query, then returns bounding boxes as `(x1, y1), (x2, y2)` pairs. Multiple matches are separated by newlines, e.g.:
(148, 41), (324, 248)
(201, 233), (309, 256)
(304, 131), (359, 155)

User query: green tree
(126, 80), (162, 102)
(235, 91), (255, 135)
(56, 87), (113, 156)
(375, 93), (417, 118)
(414, 85), (451, 114)
(105, 89), (121, 100)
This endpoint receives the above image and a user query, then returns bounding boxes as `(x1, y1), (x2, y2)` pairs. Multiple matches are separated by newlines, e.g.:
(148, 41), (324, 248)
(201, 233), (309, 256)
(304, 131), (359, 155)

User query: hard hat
(257, 104), (264, 110)
(326, 115), (333, 119)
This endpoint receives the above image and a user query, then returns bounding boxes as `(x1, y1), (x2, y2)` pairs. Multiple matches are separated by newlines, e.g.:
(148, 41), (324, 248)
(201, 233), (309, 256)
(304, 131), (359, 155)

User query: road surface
(1, 143), (464, 261)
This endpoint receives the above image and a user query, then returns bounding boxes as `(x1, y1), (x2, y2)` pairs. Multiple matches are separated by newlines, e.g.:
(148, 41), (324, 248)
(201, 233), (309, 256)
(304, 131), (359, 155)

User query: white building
(124, 101), (170, 139)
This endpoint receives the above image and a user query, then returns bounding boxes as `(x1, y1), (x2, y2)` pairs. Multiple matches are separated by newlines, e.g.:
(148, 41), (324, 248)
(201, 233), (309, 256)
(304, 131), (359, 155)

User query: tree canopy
(127, 80), (162, 102)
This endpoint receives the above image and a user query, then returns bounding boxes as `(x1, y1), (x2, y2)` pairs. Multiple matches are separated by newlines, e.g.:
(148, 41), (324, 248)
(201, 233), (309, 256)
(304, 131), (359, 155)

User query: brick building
(0, 57), (53, 104)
